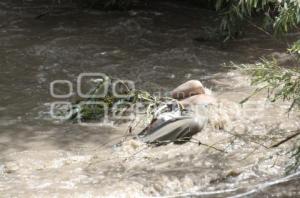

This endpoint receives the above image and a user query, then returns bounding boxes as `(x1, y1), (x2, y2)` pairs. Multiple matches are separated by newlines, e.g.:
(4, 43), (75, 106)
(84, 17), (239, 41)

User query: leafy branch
(232, 58), (300, 111)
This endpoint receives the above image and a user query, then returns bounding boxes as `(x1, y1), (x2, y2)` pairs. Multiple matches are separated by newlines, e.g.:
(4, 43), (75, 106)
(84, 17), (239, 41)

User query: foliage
(233, 58), (300, 110)
(214, 0), (300, 40)
(68, 76), (176, 124)
(273, 0), (300, 36)
(288, 39), (300, 55)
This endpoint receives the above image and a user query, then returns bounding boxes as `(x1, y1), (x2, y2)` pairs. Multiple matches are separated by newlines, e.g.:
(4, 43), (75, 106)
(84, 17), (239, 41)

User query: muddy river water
(0, 0), (300, 197)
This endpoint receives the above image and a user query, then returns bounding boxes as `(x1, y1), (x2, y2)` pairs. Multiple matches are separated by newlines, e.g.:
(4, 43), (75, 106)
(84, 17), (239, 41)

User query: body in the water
(138, 80), (216, 145)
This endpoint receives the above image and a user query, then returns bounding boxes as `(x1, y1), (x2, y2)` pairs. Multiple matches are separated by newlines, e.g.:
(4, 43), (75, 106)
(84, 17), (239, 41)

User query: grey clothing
(138, 116), (207, 145)
(138, 102), (208, 145)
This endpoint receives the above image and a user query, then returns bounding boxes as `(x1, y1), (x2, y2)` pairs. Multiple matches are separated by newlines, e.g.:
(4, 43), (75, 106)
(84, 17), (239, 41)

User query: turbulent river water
(0, 1), (300, 197)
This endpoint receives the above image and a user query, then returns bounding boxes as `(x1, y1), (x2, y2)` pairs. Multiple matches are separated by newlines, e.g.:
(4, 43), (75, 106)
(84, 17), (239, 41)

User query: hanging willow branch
(231, 58), (300, 111)
(215, 0), (300, 40)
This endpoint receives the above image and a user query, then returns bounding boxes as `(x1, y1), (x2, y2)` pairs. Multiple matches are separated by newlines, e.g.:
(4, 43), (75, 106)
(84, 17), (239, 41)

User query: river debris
(67, 75), (178, 128)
